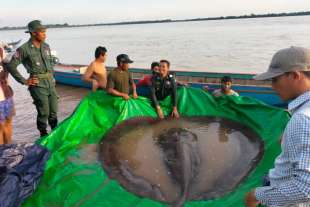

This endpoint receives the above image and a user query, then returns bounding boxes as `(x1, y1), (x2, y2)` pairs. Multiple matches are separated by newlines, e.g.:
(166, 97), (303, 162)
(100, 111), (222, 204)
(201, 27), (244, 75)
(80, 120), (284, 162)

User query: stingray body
(99, 117), (264, 207)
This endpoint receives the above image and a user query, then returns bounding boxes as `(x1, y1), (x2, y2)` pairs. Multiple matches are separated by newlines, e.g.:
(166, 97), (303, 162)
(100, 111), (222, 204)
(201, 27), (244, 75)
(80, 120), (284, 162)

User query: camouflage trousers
(29, 86), (58, 133)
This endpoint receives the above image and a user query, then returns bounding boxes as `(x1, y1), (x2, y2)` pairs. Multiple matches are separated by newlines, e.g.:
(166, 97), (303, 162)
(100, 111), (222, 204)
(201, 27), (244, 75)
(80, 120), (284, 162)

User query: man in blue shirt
(245, 46), (310, 207)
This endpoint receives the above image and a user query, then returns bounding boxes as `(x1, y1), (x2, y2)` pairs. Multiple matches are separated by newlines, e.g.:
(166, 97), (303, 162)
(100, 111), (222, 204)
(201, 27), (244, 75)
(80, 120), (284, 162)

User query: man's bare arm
(82, 64), (94, 83)
(83, 63), (100, 91)
(132, 82), (138, 98)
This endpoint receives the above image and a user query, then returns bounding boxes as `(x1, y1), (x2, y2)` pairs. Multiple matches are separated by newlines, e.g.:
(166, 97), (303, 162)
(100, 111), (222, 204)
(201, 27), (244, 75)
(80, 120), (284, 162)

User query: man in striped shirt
(245, 46), (310, 207)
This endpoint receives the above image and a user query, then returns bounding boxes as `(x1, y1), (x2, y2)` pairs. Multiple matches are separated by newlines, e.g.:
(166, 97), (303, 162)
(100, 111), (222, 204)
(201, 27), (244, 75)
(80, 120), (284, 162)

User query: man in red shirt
(137, 62), (160, 87)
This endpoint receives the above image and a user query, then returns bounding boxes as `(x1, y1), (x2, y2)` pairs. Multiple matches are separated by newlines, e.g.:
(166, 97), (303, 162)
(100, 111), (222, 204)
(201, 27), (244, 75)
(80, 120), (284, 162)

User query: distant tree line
(1, 11), (309, 31)
(0, 23), (70, 31)
(180, 11), (310, 22)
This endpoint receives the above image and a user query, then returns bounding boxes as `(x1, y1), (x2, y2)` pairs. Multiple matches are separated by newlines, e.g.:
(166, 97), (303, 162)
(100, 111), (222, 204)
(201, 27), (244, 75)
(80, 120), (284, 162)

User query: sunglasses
(271, 72), (290, 83)
(271, 76), (280, 83)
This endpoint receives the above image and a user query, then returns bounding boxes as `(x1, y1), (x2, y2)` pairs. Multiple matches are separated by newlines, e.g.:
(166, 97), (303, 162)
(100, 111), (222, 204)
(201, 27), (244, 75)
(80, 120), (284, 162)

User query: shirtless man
(83, 46), (107, 91)
(212, 76), (239, 97)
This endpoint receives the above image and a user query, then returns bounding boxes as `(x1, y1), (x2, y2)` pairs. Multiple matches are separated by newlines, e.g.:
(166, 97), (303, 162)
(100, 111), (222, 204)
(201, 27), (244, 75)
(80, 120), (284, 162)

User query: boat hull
(54, 64), (285, 107)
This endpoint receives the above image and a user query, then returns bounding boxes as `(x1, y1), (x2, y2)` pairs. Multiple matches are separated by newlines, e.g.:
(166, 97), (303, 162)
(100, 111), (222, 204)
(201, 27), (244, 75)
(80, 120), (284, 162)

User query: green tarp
(22, 87), (290, 207)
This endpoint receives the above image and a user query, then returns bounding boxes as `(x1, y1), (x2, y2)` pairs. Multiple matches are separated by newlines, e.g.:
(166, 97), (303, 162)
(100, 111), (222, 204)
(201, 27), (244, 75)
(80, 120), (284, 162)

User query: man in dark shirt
(107, 54), (138, 100)
(151, 59), (179, 119)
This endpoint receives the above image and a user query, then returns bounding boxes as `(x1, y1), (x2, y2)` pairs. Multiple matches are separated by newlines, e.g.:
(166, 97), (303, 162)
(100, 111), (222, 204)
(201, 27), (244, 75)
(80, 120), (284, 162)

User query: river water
(0, 16), (309, 142)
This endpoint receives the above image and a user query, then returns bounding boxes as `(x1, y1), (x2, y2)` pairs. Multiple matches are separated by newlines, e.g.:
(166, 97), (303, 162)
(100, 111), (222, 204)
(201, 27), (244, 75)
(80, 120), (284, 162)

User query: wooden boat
(54, 63), (286, 107)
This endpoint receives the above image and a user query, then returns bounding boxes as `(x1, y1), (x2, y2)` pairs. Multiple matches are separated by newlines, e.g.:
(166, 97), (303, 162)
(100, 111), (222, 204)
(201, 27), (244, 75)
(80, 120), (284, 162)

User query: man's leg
(0, 122), (4, 144)
(29, 87), (49, 137)
(48, 87), (58, 130)
(3, 117), (12, 144)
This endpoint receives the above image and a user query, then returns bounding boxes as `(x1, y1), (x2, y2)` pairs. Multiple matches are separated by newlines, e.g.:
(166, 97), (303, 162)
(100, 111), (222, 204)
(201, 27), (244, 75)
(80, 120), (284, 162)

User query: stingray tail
(171, 194), (187, 207)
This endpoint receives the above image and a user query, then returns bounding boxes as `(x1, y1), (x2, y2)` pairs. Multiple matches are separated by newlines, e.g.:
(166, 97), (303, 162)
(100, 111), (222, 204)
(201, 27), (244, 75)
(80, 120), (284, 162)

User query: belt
(32, 73), (53, 79)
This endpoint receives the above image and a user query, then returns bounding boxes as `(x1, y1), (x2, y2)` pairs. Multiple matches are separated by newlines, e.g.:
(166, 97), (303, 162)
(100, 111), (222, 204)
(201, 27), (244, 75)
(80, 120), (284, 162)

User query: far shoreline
(1, 11), (309, 31)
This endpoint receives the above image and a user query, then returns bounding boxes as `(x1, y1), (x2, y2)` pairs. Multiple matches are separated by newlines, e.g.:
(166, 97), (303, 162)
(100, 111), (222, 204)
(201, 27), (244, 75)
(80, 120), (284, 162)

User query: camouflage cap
(25, 20), (47, 33)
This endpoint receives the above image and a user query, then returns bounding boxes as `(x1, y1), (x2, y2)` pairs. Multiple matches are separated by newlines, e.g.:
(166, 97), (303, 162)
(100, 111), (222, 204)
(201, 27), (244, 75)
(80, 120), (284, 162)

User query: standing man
(6, 20), (58, 137)
(245, 46), (310, 207)
(82, 46), (107, 91)
(151, 60), (179, 119)
(107, 54), (138, 100)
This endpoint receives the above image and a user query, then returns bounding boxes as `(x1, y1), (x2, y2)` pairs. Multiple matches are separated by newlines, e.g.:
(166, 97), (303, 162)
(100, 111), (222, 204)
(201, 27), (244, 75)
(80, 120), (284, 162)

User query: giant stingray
(99, 116), (264, 207)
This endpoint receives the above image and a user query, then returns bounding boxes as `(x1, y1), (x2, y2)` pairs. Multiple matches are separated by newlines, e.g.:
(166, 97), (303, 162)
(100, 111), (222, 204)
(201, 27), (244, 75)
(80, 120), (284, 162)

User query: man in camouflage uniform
(6, 20), (58, 137)
(151, 59), (179, 119)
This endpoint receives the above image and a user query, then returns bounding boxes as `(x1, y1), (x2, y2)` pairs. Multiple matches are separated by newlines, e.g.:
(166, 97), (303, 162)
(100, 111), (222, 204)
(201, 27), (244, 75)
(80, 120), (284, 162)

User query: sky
(1, 0), (310, 27)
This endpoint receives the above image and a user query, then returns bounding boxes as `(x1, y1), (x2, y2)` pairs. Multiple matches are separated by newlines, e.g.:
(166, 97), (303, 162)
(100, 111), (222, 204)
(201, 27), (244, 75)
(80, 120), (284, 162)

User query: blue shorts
(0, 97), (14, 123)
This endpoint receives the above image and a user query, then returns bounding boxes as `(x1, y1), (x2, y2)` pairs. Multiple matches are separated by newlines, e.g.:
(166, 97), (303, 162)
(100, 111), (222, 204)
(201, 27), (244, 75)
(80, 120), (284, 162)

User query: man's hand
(203, 85), (209, 91)
(122, 94), (130, 100)
(133, 92), (138, 99)
(279, 135), (283, 145)
(156, 106), (164, 119)
(26, 77), (39, 86)
(171, 107), (180, 118)
(245, 190), (260, 207)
